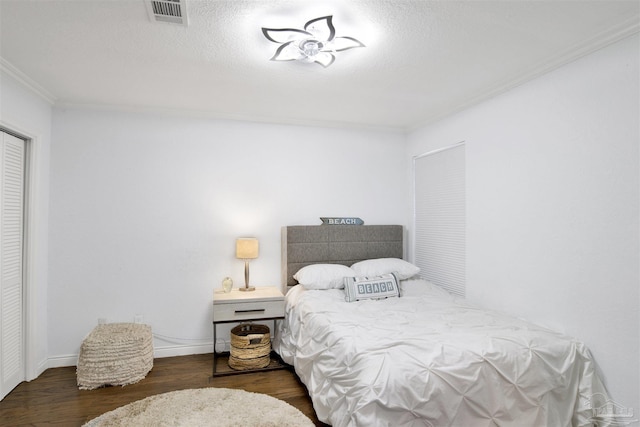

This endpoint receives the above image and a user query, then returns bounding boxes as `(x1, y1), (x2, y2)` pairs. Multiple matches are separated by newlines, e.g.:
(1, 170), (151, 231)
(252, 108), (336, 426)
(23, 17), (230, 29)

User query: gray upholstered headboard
(281, 225), (404, 291)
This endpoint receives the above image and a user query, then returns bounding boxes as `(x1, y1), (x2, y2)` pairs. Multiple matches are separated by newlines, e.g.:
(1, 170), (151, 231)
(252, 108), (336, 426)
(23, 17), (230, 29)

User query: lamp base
(239, 286), (255, 292)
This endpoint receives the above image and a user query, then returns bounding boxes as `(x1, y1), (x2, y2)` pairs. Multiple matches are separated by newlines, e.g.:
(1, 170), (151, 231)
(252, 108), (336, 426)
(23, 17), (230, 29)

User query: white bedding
(274, 279), (609, 427)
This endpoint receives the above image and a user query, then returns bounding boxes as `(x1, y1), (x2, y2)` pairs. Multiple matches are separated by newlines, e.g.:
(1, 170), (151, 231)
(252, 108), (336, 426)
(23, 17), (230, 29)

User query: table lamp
(236, 237), (259, 292)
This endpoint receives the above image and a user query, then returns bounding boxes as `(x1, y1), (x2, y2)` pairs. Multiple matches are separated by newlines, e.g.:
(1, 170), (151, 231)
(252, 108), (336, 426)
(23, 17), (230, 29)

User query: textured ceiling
(1, 0), (638, 131)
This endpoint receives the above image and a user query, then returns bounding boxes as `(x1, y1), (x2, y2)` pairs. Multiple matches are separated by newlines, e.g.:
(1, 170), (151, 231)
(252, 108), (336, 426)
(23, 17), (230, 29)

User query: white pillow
(293, 264), (356, 290)
(351, 258), (420, 280)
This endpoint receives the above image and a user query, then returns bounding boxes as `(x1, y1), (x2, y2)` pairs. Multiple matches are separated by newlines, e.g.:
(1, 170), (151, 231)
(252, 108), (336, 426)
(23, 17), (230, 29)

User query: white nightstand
(212, 286), (285, 377)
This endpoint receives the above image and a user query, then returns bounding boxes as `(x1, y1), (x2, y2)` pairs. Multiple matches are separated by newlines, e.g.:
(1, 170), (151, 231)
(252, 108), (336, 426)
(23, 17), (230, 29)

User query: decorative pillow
(293, 264), (356, 290)
(351, 258), (420, 280)
(343, 273), (400, 302)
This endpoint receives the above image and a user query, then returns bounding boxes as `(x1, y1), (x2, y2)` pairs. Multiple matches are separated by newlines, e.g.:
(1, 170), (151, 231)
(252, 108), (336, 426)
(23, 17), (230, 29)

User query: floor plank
(0, 353), (329, 426)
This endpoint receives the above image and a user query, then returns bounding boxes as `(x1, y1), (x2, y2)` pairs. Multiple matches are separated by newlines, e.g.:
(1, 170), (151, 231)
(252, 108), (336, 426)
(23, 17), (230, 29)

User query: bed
(274, 225), (610, 427)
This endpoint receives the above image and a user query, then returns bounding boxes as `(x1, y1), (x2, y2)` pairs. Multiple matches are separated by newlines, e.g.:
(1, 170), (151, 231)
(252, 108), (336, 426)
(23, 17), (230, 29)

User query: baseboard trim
(45, 343), (215, 369)
(34, 358), (49, 379)
(153, 343), (213, 358)
(47, 354), (78, 369)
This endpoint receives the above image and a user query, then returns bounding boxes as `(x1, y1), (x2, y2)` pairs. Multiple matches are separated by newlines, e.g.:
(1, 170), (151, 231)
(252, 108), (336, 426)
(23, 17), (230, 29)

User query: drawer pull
(235, 309), (266, 314)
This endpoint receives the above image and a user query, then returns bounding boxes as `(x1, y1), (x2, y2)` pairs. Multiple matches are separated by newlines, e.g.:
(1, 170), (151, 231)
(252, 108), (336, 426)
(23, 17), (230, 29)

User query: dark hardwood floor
(0, 353), (330, 427)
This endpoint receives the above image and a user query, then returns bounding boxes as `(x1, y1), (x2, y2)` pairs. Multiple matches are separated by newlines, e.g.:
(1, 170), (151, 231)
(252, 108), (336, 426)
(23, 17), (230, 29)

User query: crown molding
(54, 101), (404, 134)
(0, 57), (57, 105)
(409, 17), (640, 132)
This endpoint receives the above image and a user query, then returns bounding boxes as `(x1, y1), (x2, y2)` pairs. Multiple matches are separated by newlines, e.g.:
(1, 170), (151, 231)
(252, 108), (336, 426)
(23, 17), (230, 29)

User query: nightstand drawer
(213, 300), (285, 322)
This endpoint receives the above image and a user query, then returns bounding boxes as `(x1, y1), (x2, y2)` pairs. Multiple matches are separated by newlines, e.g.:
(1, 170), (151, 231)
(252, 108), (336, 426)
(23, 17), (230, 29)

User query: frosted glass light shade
(236, 238), (259, 259)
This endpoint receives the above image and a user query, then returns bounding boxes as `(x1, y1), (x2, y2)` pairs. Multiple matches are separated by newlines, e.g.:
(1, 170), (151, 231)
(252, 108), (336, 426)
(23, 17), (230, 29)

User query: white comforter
(274, 279), (608, 427)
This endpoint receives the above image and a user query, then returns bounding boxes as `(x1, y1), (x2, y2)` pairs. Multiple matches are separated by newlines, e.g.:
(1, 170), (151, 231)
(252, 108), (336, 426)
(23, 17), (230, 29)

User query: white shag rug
(82, 387), (315, 427)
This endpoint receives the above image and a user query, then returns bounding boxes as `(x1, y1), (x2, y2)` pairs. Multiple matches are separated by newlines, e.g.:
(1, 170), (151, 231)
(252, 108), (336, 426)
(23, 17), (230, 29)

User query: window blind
(413, 142), (465, 297)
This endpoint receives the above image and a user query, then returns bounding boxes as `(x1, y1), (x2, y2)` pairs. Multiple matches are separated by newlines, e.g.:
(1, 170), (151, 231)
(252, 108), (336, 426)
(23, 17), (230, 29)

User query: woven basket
(229, 324), (271, 370)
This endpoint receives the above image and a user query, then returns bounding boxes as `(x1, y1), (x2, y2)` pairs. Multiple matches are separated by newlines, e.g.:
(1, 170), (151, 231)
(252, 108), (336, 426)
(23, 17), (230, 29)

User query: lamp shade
(236, 238), (259, 259)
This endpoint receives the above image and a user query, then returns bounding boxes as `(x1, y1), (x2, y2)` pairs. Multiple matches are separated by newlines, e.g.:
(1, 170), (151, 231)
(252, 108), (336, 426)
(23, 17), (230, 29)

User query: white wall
(407, 34), (639, 412)
(0, 70), (52, 379)
(48, 108), (407, 362)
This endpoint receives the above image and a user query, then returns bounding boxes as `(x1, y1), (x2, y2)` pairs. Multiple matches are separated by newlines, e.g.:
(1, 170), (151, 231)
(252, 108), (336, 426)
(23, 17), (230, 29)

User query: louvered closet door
(414, 143), (465, 297)
(0, 131), (25, 400)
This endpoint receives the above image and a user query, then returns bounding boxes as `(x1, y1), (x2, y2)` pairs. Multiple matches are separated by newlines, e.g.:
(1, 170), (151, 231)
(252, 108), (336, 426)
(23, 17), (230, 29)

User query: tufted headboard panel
(281, 225), (404, 291)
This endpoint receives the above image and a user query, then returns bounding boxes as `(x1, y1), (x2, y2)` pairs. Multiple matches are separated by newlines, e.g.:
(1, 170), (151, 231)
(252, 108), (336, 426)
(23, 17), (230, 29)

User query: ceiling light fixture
(261, 15), (365, 68)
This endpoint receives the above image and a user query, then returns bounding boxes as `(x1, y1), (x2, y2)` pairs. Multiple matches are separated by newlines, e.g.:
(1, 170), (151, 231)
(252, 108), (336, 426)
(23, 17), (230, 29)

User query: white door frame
(1, 120), (43, 382)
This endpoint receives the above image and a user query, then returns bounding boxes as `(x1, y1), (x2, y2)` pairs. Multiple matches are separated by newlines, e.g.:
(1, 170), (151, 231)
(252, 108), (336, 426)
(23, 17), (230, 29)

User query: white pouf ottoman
(77, 323), (153, 390)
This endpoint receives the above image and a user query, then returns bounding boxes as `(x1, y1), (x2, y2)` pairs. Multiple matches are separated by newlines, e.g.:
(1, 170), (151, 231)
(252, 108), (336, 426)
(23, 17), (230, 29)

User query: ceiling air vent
(146, 0), (188, 26)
